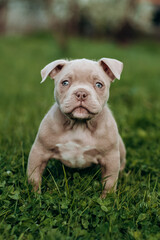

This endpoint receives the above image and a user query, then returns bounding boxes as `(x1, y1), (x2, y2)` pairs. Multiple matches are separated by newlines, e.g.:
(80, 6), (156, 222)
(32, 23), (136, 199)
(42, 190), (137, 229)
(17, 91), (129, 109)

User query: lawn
(0, 33), (160, 240)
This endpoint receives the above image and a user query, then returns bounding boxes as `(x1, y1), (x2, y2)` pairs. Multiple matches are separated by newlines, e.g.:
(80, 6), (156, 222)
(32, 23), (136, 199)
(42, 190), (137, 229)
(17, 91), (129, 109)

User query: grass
(0, 33), (160, 239)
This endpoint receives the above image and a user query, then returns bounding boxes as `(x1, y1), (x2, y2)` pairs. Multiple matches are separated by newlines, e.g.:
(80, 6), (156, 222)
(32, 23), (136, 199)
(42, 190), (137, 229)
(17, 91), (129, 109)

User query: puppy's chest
(53, 141), (100, 168)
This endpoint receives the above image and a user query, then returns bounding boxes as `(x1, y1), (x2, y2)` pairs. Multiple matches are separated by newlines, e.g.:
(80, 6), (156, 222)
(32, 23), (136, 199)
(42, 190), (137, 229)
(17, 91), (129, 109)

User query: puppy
(27, 58), (126, 198)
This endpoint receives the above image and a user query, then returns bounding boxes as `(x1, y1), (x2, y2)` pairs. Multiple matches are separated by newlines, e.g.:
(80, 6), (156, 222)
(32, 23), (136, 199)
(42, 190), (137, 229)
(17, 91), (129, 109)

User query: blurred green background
(0, 0), (160, 240)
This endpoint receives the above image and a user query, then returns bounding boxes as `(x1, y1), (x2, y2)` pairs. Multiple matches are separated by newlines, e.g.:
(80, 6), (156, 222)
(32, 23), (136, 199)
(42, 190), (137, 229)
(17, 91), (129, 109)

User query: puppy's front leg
(27, 140), (51, 192)
(100, 149), (120, 198)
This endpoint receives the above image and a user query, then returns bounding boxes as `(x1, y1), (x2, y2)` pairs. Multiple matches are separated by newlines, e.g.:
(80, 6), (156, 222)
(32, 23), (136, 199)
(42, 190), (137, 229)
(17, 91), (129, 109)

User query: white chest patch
(56, 141), (93, 168)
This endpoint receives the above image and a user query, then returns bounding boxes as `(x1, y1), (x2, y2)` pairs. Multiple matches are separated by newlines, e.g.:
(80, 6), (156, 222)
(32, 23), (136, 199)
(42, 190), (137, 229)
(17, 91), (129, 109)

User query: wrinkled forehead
(56, 59), (104, 81)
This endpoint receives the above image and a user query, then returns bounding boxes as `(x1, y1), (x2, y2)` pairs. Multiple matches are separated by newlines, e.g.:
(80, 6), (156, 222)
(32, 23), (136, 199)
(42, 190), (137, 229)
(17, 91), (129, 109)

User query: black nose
(75, 91), (88, 101)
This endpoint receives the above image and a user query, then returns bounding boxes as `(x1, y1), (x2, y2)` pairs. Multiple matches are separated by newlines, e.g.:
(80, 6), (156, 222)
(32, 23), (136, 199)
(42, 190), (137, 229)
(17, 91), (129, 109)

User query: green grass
(0, 33), (160, 240)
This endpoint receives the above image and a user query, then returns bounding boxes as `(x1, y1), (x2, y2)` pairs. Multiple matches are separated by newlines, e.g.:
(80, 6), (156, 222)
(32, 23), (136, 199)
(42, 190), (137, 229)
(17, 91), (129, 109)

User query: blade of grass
(47, 168), (61, 195)
(62, 164), (70, 196)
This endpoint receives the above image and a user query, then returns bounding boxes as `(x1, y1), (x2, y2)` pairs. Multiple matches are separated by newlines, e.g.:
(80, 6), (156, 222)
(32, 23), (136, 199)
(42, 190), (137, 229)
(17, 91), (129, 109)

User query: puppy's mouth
(68, 105), (95, 119)
(72, 106), (90, 114)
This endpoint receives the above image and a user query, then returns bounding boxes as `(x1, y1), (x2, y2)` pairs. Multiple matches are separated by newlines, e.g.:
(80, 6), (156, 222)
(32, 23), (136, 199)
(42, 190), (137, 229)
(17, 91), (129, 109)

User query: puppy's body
(27, 58), (126, 197)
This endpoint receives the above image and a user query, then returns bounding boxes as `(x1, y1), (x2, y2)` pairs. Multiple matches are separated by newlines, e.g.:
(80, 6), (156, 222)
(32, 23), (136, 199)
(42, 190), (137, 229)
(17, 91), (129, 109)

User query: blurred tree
(82, 0), (155, 38)
(0, 0), (7, 34)
(115, 0), (138, 42)
(50, 0), (82, 54)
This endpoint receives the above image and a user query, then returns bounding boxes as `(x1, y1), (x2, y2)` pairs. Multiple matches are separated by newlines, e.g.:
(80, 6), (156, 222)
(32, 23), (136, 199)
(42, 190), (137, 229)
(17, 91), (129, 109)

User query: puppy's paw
(100, 191), (107, 199)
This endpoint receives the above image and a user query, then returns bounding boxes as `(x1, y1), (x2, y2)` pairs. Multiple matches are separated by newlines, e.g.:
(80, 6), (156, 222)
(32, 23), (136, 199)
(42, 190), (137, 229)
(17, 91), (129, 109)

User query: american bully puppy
(27, 58), (126, 198)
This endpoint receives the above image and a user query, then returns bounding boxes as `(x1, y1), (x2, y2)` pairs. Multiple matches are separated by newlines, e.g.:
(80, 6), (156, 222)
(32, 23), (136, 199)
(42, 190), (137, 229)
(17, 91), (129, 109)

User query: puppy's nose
(75, 91), (88, 101)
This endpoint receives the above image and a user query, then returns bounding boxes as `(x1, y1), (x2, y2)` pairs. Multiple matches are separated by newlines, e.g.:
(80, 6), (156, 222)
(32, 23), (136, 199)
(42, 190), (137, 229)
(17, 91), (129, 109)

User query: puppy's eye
(62, 80), (69, 86)
(96, 82), (103, 89)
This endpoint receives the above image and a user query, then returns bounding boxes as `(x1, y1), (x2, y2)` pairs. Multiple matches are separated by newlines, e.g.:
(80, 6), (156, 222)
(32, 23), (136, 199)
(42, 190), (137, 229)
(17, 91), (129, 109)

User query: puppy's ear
(40, 59), (68, 83)
(99, 58), (123, 82)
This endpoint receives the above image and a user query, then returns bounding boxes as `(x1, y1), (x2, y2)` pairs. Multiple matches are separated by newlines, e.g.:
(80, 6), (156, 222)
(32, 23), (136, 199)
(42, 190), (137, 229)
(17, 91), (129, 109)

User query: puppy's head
(41, 58), (123, 120)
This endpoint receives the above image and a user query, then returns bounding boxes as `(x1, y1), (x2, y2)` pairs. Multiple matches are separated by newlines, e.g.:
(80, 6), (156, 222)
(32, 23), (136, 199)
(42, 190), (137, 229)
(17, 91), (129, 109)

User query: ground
(0, 33), (160, 240)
